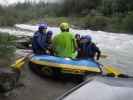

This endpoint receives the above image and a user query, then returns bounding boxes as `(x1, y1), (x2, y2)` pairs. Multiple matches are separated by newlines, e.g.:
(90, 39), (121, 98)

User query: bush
(107, 16), (123, 32)
(122, 12), (133, 33)
(1, 16), (17, 26)
(83, 15), (110, 30)
(0, 33), (16, 66)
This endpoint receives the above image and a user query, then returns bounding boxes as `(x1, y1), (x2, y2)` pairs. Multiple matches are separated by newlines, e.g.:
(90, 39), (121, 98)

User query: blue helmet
(84, 35), (92, 42)
(80, 36), (86, 40)
(38, 23), (48, 30)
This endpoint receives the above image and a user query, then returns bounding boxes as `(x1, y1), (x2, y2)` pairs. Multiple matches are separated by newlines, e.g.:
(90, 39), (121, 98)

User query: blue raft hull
(29, 55), (102, 79)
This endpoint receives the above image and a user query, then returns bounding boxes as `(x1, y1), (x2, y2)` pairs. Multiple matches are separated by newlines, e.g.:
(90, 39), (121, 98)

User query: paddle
(95, 60), (133, 78)
(101, 64), (133, 78)
(11, 56), (27, 71)
(102, 65), (122, 77)
(11, 53), (32, 71)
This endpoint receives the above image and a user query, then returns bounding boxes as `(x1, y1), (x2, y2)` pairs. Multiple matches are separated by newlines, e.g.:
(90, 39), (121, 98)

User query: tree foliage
(0, 0), (133, 33)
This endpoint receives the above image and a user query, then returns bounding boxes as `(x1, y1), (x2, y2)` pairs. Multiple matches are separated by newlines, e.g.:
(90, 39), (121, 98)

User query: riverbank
(0, 33), (16, 67)
(27, 16), (132, 34)
(1, 14), (133, 34)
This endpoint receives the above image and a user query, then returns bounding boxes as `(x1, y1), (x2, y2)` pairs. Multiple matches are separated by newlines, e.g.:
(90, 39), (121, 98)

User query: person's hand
(46, 50), (50, 54)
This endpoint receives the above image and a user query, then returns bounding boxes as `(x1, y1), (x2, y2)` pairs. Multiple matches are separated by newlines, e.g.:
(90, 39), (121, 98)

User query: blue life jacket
(81, 42), (101, 60)
(32, 31), (48, 54)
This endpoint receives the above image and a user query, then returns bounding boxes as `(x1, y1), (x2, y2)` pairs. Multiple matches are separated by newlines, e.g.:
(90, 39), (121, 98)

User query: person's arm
(52, 35), (57, 55)
(96, 48), (101, 60)
(96, 46), (101, 60)
(72, 35), (78, 51)
(92, 43), (101, 60)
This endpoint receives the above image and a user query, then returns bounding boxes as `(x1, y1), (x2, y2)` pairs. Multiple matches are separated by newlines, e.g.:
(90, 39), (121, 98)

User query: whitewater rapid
(0, 24), (133, 75)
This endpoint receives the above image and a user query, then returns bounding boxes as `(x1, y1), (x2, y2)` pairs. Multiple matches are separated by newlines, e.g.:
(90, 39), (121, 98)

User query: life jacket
(32, 31), (48, 54)
(80, 42), (99, 59)
(53, 32), (77, 58)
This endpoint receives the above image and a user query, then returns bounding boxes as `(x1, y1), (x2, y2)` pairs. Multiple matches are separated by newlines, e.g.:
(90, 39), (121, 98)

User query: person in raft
(53, 22), (78, 59)
(32, 23), (52, 55)
(80, 35), (101, 60)
(46, 30), (54, 55)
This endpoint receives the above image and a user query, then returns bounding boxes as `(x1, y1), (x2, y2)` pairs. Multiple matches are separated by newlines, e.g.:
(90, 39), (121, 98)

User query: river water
(1, 24), (133, 75)
(0, 24), (133, 100)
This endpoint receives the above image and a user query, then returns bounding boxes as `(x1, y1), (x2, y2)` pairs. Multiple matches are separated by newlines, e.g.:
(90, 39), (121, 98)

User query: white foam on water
(0, 27), (33, 36)
(0, 24), (133, 75)
(1, 24), (133, 53)
(0, 25), (133, 54)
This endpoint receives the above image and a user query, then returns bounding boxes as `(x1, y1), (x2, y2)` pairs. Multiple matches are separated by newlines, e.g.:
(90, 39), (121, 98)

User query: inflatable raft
(29, 55), (103, 78)
(29, 55), (124, 80)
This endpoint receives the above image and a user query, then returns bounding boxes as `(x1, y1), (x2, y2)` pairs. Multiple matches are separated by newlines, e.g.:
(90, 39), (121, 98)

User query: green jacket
(53, 32), (77, 58)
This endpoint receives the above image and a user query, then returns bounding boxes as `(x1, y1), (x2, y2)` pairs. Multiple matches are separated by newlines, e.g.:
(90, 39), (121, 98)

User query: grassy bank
(0, 33), (16, 67)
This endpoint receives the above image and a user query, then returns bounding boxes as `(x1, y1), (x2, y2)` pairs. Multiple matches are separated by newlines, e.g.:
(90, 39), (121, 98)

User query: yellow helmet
(60, 22), (70, 30)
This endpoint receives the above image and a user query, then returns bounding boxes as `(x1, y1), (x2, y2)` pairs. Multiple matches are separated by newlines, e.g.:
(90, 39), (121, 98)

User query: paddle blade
(11, 57), (26, 71)
(103, 66), (122, 77)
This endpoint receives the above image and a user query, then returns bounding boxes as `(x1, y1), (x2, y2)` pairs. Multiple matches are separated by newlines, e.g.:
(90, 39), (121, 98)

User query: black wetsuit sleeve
(92, 43), (101, 60)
